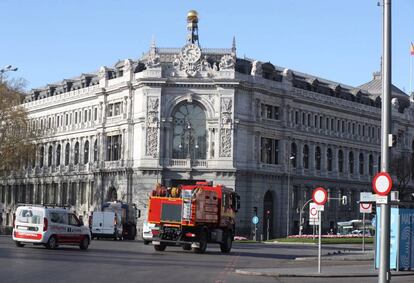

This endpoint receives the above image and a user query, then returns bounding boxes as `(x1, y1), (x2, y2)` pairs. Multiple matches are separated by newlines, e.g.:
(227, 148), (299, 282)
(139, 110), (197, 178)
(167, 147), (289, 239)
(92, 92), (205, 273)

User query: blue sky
(1, 0), (413, 93)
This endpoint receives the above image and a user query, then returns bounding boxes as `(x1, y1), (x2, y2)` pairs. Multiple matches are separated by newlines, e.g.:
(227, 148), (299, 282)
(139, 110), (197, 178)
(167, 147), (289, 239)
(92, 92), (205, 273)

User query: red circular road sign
(310, 207), (317, 216)
(312, 187), (328, 205)
(372, 172), (392, 196)
(360, 203), (372, 209)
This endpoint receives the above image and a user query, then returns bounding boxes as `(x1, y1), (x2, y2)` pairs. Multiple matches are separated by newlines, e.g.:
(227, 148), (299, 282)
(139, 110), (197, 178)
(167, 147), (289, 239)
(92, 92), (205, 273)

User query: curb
(235, 267), (414, 278)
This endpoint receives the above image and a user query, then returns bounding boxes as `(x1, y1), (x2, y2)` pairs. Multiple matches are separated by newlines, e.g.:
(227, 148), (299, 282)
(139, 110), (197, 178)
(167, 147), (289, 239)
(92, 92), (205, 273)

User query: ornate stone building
(1, 11), (414, 238)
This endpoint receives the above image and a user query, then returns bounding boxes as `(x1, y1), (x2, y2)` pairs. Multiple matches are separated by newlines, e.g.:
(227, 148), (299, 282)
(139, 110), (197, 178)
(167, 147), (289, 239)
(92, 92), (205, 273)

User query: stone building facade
(1, 12), (414, 238)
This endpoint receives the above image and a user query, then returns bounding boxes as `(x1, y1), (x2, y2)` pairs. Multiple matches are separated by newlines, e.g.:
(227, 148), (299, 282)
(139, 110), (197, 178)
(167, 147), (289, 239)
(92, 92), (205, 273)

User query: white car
(13, 205), (91, 250)
(142, 221), (157, 245)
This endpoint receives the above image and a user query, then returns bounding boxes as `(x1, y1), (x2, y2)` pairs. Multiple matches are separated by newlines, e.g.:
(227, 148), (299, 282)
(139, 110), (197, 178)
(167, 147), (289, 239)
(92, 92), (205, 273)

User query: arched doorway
(107, 187), (117, 202)
(263, 191), (274, 240)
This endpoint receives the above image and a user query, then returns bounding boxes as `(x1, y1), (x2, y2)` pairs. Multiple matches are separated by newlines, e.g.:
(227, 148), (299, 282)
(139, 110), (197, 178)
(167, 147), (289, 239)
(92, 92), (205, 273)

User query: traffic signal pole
(379, 0), (392, 282)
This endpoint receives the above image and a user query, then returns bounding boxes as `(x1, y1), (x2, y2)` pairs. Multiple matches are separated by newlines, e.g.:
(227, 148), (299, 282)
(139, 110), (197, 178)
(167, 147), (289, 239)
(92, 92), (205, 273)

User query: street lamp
(286, 155), (295, 236)
(0, 65), (18, 83)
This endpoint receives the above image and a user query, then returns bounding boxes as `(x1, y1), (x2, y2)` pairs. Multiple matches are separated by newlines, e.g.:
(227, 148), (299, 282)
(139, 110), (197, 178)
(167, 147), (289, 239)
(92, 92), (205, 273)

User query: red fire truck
(147, 182), (240, 253)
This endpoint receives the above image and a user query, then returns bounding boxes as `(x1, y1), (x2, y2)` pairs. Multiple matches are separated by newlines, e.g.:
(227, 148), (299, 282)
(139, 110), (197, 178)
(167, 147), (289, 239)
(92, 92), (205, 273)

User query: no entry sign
(372, 172), (392, 196)
(312, 187), (328, 205)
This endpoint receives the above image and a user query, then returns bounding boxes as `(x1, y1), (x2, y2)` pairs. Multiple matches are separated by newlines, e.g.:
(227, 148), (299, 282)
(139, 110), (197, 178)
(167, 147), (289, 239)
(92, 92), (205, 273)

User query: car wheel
(143, 240), (150, 245)
(15, 241), (25, 248)
(154, 244), (166, 251)
(80, 236), (89, 250)
(46, 236), (58, 249)
(182, 244), (191, 251)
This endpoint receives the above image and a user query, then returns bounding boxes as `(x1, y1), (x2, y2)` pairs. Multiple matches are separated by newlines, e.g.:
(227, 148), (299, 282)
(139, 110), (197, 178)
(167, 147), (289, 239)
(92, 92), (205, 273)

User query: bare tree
(389, 152), (411, 193)
(0, 79), (37, 173)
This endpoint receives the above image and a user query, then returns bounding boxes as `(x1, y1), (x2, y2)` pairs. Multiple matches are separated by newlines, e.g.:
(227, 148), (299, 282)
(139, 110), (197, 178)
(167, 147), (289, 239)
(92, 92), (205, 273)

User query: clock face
(180, 44), (201, 64)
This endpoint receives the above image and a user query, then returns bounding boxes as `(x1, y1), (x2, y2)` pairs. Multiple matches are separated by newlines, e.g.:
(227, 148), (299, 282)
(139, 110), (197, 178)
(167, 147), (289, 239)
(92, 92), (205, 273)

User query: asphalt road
(0, 236), (413, 283)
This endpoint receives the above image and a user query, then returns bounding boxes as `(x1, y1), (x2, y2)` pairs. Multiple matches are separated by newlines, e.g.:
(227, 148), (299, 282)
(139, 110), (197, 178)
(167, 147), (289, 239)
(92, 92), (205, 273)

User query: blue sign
(252, 216), (259, 225)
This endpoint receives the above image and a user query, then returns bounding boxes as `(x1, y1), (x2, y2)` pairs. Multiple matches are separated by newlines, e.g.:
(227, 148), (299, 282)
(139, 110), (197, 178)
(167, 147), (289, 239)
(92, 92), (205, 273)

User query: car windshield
(17, 209), (43, 224)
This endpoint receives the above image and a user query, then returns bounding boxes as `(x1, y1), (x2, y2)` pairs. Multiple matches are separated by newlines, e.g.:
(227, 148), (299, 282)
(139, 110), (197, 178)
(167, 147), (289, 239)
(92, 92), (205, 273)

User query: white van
(13, 205), (91, 250)
(90, 211), (123, 240)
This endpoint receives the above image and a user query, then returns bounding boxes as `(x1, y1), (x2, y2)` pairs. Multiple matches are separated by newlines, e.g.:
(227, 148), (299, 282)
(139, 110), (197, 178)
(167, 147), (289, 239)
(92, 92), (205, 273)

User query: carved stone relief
(219, 54), (235, 70)
(146, 97), (159, 157)
(219, 98), (233, 157)
(219, 128), (232, 157)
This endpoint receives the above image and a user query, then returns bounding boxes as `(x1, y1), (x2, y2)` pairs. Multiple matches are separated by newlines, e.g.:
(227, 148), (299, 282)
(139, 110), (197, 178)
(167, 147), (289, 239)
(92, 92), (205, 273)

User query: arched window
(369, 154), (374, 176)
(172, 102), (207, 159)
(291, 143), (297, 167)
(84, 141), (89, 164)
(74, 142), (79, 165)
(94, 140), (98, 162)
(315, 146), (321, 170)
(327, 148), (332, 171)
(39, 146), (44, 168)
(56, 144), (61, 166)
(338, 150), (343, 173)
(303, 145), (309, 169)
(359, 153), (364, 175)
(65, 143), (70, 166)
(349, 152), (354, 174)
(48, 145), (53, 167)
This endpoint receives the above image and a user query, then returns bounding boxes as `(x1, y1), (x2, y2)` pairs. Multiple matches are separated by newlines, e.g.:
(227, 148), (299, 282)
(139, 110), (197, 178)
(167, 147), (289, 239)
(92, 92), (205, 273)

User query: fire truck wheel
(220, 231), (232, 253)
(193, 230), (207, 254)
(182, 244), (192, 250)
(154, 244), (166, 251)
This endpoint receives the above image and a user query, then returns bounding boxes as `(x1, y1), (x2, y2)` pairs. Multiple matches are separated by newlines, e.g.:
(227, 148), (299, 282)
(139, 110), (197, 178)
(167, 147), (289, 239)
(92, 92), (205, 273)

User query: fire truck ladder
(181, 189), (192, 221)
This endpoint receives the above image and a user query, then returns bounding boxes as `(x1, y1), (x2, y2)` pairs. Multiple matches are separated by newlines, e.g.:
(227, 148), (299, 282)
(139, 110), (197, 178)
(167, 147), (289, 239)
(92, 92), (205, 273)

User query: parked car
(142, 221), (157, 245)
(13, 205), (91, 250)
(351, 229), (371, 236)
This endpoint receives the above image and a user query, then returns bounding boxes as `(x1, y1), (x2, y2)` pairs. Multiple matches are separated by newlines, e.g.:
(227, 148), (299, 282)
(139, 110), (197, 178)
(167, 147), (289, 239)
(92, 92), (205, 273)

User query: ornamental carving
(146, 47), (161, 68)
(219, 54), (235, 70)
(221, 98), (232, 113)
(148, 97), (159, 111)
(219, 128), (232, 157)
(146, 127), (158, 157)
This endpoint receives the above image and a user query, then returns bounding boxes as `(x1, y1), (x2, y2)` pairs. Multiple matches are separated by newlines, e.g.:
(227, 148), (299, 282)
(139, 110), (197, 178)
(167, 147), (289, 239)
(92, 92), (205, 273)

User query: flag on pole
(411, 42), (414, 55)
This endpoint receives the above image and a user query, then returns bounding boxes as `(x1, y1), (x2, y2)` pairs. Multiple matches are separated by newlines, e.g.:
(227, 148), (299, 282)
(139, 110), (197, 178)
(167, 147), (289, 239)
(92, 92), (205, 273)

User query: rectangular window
(114, 102), (121, 116)
(90, 181), (94, 205)
(260, 137), (279, 165)
(84, 110), (88, 122)
(94, 108), (98, 121)
(106, 135), (122, 161)
(75, 112), (78, 124)
(88, 109), (91, 121)
(262, 104), (279, 120)
(107, 104), (114, 117)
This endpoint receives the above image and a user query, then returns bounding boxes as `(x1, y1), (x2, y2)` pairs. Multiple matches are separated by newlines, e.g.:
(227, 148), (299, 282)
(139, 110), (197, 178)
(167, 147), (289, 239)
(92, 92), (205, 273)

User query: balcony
(169, 159), (208, 169)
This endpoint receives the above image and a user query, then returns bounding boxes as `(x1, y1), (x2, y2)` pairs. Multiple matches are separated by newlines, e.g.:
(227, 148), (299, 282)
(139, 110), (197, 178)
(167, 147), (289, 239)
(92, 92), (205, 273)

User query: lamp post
(286, 155), (295, 236)
(0, 65), (18, 83)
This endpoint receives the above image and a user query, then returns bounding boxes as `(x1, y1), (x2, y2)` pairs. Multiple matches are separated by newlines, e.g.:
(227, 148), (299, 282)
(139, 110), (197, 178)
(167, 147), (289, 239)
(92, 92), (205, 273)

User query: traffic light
(388, 134), (397, 147)
(266, 210), (271, 218)
(342, 196), (347, 205)
(253, 206), (258, 216)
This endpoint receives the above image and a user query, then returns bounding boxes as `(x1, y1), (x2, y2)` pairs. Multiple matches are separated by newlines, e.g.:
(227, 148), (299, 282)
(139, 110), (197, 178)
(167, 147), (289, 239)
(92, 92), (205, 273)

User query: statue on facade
(219, 54), (235, 70)
(251, 60), (262, 76)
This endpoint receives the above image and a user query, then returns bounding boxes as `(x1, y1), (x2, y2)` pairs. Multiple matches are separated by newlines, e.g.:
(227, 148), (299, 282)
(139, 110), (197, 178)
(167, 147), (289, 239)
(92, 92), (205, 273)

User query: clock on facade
(180, 44), (201, 64)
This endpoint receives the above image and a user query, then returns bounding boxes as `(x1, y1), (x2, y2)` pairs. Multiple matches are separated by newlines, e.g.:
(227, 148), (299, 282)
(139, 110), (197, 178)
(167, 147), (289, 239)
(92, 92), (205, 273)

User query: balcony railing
(169, 159), (208, 168)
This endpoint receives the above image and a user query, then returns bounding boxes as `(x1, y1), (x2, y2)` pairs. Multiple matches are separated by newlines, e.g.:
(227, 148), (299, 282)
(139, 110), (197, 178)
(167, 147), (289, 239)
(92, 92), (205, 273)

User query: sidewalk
(235, 250), (414, 278)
